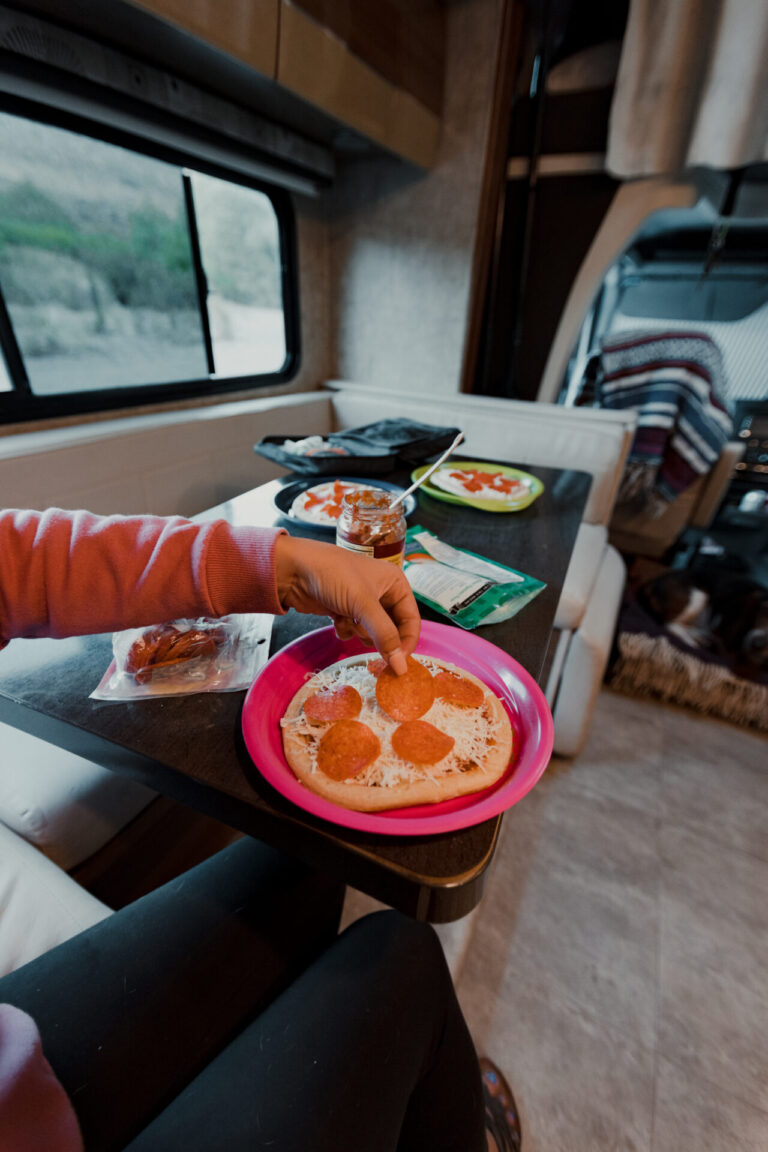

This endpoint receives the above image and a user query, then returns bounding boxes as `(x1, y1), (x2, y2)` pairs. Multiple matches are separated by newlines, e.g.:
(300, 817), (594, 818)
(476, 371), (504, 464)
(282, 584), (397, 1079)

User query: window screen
(190, 171), (286, 378)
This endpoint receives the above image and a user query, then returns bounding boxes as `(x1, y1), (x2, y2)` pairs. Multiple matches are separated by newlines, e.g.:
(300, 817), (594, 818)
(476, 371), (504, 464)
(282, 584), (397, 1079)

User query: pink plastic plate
(241, 621), (553, 836)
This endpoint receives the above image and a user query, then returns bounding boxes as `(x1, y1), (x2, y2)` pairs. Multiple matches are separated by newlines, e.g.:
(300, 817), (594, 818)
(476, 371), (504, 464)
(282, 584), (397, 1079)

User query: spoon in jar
(389, 431), (465, 509)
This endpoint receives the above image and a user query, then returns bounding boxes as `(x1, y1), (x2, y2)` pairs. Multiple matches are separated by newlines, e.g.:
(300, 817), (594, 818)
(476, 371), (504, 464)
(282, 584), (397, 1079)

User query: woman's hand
(274, 536), (420, 675)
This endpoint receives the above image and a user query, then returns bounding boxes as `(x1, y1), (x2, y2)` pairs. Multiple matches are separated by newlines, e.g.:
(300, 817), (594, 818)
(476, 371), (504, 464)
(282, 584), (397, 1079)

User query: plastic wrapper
(90, 614), (273, 700)
(403, 527), (546, 630)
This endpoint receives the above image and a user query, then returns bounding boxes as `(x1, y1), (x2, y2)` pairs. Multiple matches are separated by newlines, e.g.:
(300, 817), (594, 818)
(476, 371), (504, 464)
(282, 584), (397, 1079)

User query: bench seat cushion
(0, 822), (111, 976)
(554, 523), (608, 631)
(0, 724), (156, 871)
(328, 388), (633, 526)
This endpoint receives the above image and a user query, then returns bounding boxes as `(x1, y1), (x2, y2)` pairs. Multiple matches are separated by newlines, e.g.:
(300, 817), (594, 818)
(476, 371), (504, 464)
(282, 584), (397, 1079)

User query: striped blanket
(598, 331), (733, 515)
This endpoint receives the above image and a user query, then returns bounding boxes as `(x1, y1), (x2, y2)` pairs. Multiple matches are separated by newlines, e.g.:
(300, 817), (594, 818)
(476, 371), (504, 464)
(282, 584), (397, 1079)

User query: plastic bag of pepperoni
(90, 614), (273, 700)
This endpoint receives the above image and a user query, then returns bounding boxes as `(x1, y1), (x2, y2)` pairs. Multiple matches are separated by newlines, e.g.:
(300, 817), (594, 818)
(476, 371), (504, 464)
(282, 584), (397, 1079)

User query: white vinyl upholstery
(0, 723), (157, 871)
(0, 821), (111, 977)
(554, 524), (609, 631)
(552, 545), (626, 755)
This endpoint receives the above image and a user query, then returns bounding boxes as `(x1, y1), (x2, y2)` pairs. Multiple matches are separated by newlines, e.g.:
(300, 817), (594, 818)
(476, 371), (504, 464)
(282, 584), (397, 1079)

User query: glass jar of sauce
(336, 488), (407, 566)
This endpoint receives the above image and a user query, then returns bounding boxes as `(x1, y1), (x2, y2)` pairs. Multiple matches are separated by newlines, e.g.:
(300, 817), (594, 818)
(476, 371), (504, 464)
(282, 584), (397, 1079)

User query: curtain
(607, 0), (768, 177)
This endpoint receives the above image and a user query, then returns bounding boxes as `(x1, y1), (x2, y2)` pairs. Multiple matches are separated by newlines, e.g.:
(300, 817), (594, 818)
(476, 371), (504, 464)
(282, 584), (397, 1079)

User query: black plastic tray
(254, 418), (462, 476)
(255, 435), (397, 476)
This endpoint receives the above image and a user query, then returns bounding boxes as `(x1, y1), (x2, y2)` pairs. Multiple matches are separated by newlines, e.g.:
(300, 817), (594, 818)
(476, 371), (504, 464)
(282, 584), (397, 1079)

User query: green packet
(403, 526), (546, 630)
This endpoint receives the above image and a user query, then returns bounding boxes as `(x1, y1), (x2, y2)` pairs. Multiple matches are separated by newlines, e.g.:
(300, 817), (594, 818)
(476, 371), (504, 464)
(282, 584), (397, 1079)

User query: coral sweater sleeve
(0, 508), (287, 649)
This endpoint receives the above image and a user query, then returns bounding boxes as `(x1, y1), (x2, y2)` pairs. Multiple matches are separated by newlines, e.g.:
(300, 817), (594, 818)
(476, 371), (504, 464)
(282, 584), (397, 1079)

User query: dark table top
(0, 461), (590, 921)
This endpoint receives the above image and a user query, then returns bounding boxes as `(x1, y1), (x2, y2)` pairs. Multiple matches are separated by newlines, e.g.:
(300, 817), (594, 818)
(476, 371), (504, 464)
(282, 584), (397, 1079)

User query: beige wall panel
(0, 394), (334, 516)
(327, 0), (502, 397)
(131, 0), (279, 77)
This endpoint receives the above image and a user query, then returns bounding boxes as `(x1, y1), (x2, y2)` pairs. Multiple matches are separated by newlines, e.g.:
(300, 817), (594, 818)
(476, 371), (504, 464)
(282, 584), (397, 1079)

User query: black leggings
(0, 838), (485, 1152)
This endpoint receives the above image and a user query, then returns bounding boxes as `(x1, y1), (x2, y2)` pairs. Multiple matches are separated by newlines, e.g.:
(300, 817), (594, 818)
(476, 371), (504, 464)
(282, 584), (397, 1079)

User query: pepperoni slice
(368, 658), (388, 677)
(392, 720), (455, 765)
(304, 684), (362, 723)
(317, 720), (380, 780)
(375, 655), (435, 721)
(434, 670), (485, 709)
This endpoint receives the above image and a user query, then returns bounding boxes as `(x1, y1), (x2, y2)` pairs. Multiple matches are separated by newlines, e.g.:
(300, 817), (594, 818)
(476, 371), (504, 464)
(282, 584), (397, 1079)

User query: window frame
(0, 90), (300, 425)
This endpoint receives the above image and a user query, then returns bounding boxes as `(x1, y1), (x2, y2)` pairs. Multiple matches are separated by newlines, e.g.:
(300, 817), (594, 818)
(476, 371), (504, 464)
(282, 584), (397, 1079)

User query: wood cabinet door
(277, 0), (442, 167)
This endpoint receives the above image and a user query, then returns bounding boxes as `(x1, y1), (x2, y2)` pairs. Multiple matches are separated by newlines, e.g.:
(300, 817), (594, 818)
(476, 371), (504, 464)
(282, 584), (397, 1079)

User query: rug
(607, 596), (768, 733)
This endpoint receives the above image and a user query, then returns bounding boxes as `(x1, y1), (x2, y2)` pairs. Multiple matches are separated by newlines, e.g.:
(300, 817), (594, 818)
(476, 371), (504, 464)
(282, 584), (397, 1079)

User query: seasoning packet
(403, 526), (545, 630)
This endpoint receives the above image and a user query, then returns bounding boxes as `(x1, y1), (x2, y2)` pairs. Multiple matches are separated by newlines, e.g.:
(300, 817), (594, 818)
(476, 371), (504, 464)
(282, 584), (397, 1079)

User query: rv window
(0, 108), (296, 422)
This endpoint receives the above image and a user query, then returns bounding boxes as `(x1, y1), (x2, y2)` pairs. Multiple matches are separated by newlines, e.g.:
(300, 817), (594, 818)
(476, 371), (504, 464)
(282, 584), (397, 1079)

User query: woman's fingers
(332, 615), (379, 655)
(347, 567), (420, 674)
(380, 579), (421, 658)
(331, 615), (356, 642)
(352, 606), (404, 672)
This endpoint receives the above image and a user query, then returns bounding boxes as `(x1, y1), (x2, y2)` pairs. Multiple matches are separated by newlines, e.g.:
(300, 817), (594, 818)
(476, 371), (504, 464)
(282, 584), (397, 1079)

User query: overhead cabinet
(130, 0), (444, 167)
(277, 0), (443, 167)
(131, 0), (280, 79)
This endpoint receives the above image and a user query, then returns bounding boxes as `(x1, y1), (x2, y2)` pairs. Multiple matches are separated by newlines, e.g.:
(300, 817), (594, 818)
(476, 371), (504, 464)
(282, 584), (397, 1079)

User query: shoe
(479, 1056), (522, 1152)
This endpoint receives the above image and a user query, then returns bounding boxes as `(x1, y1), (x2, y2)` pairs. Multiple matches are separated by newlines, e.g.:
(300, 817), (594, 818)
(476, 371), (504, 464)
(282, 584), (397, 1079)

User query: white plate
(274, 477), (417, 532)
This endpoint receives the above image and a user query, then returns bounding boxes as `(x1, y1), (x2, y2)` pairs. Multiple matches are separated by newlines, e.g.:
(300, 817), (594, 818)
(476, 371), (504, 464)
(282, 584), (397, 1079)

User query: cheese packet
(403, 526), (545, 630)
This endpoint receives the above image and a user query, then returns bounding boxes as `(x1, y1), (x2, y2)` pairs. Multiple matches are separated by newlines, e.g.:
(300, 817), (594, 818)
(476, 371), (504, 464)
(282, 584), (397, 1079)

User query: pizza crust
(281, 654), (513, 812)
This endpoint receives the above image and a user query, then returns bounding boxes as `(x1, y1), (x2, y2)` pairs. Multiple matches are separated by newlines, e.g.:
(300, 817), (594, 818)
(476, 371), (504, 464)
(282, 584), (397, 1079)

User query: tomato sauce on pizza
(431, 466), (531, 502)
(290, 481), (389, 528)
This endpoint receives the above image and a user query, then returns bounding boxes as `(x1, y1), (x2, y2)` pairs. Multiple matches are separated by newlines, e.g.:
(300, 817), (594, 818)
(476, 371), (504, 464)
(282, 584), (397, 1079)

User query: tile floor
(342, 687), (768, 1151)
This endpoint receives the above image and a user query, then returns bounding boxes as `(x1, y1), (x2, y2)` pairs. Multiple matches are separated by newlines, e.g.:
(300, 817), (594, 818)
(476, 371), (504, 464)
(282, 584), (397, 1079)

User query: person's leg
(123, 910), (487, 1152)
(0, 837), (344, 1152)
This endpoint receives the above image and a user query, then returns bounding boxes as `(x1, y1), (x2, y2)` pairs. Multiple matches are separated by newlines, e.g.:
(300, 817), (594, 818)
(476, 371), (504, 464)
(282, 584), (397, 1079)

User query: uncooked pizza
(430, 465), (533, 503)
(290, 480), (387, 528)
(280, 653), (514, 811)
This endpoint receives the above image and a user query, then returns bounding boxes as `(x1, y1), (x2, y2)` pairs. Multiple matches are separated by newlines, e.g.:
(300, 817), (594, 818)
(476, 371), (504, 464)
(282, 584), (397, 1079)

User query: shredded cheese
(281, 657), (506, 788)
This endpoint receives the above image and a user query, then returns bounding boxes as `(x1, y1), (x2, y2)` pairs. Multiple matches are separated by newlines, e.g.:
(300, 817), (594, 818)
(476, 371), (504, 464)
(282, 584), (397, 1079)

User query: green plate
(410, 461), (544, 513)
